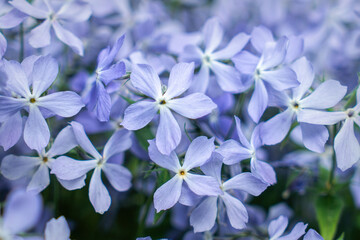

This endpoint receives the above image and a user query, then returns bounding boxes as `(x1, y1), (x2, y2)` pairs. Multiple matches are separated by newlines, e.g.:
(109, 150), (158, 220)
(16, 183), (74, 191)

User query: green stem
(328, 124), (338, 190)
(19, 23), (24, 62)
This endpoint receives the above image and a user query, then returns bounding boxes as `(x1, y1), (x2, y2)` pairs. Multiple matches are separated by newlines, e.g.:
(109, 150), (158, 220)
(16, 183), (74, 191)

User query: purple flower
(260, 57), (347, 153)
(267, 215), (307, 240)
(179, 17), (249, 93)
(10, 0), (92, 55)
(51, 121), (133, 214)
(85, 35), (126, 122)
(232, 26), (299, 123)
(304, 229), (324, 240)
(216, 116), (276, 185)
(189, 157), (268, 232)
(148, 136), (222, 212)
(297, 86), (360, 171)
(0, 55), (84, 151)
(44, 216), (71, 240)
(121, 62), (217, 155)
(1, 125), (83, 193)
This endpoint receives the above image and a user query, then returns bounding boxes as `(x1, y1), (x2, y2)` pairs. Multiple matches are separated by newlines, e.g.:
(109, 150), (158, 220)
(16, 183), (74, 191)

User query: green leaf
(121, 95), (136, 104)
(153, 210), (166, 224)
(315, 195), (344, 240)
(336, 233), (345, 240)
(134, 126), (154, 150)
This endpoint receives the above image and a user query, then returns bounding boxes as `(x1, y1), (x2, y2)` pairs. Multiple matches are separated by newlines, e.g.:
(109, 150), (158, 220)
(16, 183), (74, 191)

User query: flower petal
(183, 136), (215, 170)
(24, 105), (49, 151)
(70, 121), (101, 159)
(232, 51), (259, 75)
(268, 215), (288, 239)
(291, 57), (314, 100)
(297, 109), (346, 125)
(52, 21), (84, 56)
(304, 229), (324, 240)
(216, 140), (252, 165)
(164, 62), (194, 99)
(103, 129), (132, 161)
(299, 80), (347, 109)
(202, 17), (223, 53)
(300, 123), (329, 153)
(47, 125), (77, 157)
(130, 64), (162, 99)
(190, 64), (210, 93)
(251, 26), (274, 53)
(0, 31), (6, 59)
(1, 60), (30, 97)
(51, 156), (97, 180)
(148, 139), (180, 172)
(223, 172), (268, 196)
(190, 197), (218, 233)
(103, 163), (132, 192)
(29, 19), (51, 48)
(212, 33), (250, 60)
(37, 91), (84, 117)
(1, 155), (40, 180)
(98, 62), (126, 85)
(27, 164), (50, 193)
(44, 216), (70, 240)
(121, 100), (157, 130)
(156, 107), (181, 155)
(89, 167), (111, 214)
(261, 67), (298, 91)
(211, 61), (243, 93)
(57, 0), (92, 22)
(261, 108), (294, 145)
(260, 37), (287, 69)
(277, 222), (307, 240)
(154, 176), (183, 212)
(10, 0), (48, 19)
(167, 93), (216, 119)
(0, 112), (23, 150)
(30, 55), (58, 97)
(334, 119), (360, 171)
(185, 173), (222, 196)
(248, 79), (268, 123)
(0, 9), (27, 29)
(251, 159), (277, 185)
(57, 175), (86, 191)
(221, 192), (248, 229)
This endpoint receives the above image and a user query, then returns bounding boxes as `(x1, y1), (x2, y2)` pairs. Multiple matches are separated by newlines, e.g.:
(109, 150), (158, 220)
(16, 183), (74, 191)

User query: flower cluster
(0, 0), (359, 239)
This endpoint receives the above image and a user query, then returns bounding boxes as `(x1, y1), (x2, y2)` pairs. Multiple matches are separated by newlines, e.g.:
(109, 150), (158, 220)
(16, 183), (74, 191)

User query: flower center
(159, 99), (166, 105)
(30, 98), (36, 103)
(42, 156), (48, 163)
(178, 169), (187, 178)
(347, 108), (355, 118)
(293, 102), (299, 109)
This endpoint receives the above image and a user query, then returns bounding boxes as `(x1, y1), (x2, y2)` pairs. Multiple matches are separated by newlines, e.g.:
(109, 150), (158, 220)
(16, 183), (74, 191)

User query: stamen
(30, 98), (36, 103)
(159, 99), (166, 105)
(43, 156), (48, 163)
(179, 170), (186, 176)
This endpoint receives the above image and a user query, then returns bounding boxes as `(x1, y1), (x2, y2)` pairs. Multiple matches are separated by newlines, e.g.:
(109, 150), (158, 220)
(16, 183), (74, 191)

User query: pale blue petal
(57, 175), (86, 191)
(154, 176), (183, 212)
(251, 26), (274, 53)
(47, 125), (77, 157)
(98, 62), (126, 85)
(216, 140), (252, 165)
(223, 172), (268, 196)
(185, 173), (222, 196)
(261, 67), (298, 91)
(51, 156), (97, 180)
(37, 91), (84, 117)
(291, 57), (314, 100)
(24, 106), (49, 151)
(89, 167), (111, 214)
(103, 163), (132, 191)
(300, 123), (329, 153)
(57, 0), (92, 22)
(167, 93), (216, 119)
(268, 215), (288, 239)
(234, 116), (251, 148)
(251, 159), (276, 185)
(261, 108), (294, 145)
(0, 112), (22, 150)
(285, 36), (304, 63)
(0, 31), (6, 59)
(297, 109), (346, 125)
(30, 55), (58, 97)
(0, 9), (27, 29)
(304, 229), (324, 240)
(52, 21), (84, 56)
(44, 216), (70, 240)
(299, 80), (347, 109)
(183, 136), (215, 170)
(1, 60), (30, 97)
(277, 222), (307, 240)
(212, 33), (250, 60)
(103, 129), (132, 161)
(164, 62), (194, 99)
(70, 121), (101, 159)
(248, 79), (268, 123)
(189, 64), (209, 93)
(232, 51), (259, 75)
(121, 100), (157, 130)
(221, 192), (248, 229)
(334, 119), (360, 171)
(1, 155), (40, 180)
(190, 197), (218, 233)
(202, 17), (223, 53)
(0, 97), (25, 120)
(260, 37), (287, 69)
(130, 64), (162, 99)
(148, 139), (180, 172)
(27, 164), (50, 193)
(156, 107), (181, 155)
(10, 0), (48, 18)
(179, 184), (202, 206)
(211, 61), (243, 93)
(29, 19), (51, 48)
